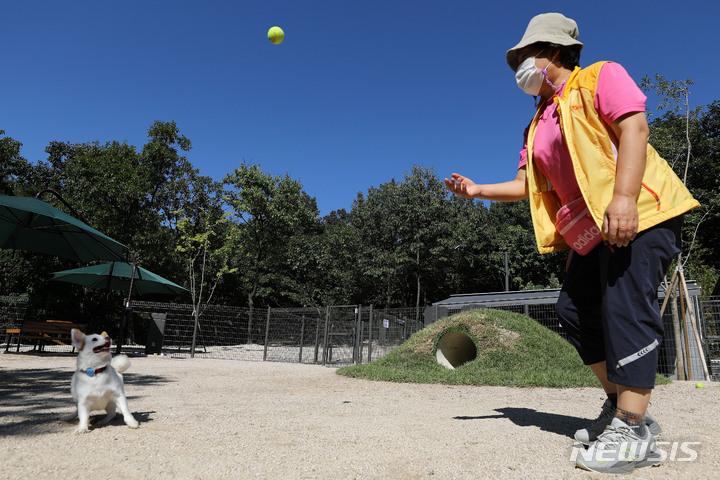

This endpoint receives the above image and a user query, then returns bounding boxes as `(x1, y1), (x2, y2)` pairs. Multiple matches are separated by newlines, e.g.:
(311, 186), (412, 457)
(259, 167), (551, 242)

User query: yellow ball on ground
(268, 26), (284, 45)
(696, 382), (706, 388)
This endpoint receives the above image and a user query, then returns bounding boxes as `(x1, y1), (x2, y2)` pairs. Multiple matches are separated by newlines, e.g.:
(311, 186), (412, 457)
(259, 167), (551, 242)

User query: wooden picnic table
(5, 319), (87, 352)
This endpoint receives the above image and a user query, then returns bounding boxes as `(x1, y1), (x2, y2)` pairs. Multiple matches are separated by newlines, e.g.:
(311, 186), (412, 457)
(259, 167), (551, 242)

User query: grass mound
(337, 309), (670, 388)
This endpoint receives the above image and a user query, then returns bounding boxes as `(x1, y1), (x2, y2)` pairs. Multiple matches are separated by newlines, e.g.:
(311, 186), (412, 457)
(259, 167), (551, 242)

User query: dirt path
(1, 353), (718, 479)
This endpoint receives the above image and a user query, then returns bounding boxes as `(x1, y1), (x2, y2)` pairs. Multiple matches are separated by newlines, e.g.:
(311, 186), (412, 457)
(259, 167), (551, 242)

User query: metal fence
(699, 296), (720, 381)
(131, 302), (423, 365)
(1, 296), (423, 366)
(2, 292), (719, 379)
(428, 285), (718, 381)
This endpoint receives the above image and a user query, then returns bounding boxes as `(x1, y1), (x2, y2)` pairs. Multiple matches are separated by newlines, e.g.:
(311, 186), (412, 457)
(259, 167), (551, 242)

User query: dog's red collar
(81, 366), (107, 376)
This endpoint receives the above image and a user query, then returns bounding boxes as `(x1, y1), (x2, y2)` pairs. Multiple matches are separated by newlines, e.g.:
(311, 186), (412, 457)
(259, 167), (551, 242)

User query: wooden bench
(5, 320), (87, 353)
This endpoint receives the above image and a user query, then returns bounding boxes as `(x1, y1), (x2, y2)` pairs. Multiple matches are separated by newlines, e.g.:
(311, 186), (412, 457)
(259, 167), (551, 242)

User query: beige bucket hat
(506, 13), (583, 71)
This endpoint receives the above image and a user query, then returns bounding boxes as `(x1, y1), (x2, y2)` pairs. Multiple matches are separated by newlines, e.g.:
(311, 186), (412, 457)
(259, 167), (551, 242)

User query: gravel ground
(1, 353), (718, 480)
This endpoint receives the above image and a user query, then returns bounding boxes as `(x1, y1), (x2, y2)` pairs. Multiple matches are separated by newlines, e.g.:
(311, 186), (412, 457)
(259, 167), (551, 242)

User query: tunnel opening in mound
(435, 329), (478, 369)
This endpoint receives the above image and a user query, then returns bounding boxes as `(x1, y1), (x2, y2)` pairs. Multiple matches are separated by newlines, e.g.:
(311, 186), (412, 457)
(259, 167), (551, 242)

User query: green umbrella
(50, 262), (188, 296)
(0, 195), (126, 262)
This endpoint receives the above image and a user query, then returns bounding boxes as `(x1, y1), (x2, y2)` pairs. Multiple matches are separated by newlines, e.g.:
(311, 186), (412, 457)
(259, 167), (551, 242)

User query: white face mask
(515, 56), (547, 96)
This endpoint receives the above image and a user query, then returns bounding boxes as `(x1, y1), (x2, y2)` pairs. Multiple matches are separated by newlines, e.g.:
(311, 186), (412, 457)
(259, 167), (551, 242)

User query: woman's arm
(445, 167), (528, 202)
(604, 111), (649, 247)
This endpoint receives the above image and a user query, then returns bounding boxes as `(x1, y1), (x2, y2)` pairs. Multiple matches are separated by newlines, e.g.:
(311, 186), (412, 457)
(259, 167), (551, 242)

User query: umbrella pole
(105, 261), (115, 299)
(116, 253), (138, 354)
(101, 261), (115, 333)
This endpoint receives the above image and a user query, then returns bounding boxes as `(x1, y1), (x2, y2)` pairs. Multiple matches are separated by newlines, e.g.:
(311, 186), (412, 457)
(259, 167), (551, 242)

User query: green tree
(641, 75), (720, 292)
(35, 121), (193, 261)
(316, 209), (360, 305)
(223, 164), (319, 340)
(163, 173), (227, 302)
(5, 121), (199, 297)
(350, 165), (482, 308)
(0, 131), (27, 195)
(444, 195), (497, 294)
(396, 166), (454, 315)
(640, 75), (694, 183)
(646, 102), (720, 291)
(350, 179), (405, 306)
(486, 200), (564, 291)
(281, 208), (359, 310)
(175, 207), (236, 355)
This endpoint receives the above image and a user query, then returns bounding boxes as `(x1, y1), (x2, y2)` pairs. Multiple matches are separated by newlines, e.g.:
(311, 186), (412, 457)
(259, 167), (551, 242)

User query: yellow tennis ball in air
(268, 26), (284, 45)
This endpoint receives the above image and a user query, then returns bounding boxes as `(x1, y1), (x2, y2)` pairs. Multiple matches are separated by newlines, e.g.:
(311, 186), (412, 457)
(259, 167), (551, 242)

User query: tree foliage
(0, 131), (27, 196)
(222, 164), (320, 310)
(3, 93), (718, 307)
(641, 76), (719, 292)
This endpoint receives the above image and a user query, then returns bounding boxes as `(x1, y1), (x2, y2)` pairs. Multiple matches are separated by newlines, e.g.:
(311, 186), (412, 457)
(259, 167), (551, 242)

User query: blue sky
(3, 1), (718, 216)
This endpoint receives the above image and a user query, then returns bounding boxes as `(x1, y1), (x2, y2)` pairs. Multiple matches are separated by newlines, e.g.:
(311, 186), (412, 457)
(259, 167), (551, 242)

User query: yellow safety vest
(525, 61), (700, 254)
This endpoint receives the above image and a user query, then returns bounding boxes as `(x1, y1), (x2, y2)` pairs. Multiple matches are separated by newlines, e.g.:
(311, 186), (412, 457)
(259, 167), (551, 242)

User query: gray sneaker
(575, 417), (663, 474)
(574, 399), (662, 444)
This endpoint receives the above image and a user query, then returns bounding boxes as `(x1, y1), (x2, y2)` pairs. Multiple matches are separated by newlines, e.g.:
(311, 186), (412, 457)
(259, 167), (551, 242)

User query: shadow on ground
(454, 407), (589, 438)
(0, 353), (171, 437)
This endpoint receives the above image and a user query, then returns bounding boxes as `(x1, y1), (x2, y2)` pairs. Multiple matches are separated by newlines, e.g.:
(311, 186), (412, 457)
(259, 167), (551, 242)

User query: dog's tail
(112, 354), (131, 374)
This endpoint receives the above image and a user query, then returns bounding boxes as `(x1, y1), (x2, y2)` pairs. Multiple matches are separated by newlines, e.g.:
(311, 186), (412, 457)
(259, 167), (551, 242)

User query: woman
(445, 12), (699, 474)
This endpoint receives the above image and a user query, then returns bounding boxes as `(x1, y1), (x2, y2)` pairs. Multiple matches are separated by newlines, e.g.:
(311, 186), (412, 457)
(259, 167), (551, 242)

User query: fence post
(367, 305), (373, 363)
(263, 307), (271, 362)
(299, 315), (306, 364)
(322, 305), (330, 366)
(353, 305), (358, 364)
(247, 306), (253, 344)
(355, 305), (362, 365)
(190, 306), (199, 359)
(403, 308), (408, 341)
(314, 312), (321, 364)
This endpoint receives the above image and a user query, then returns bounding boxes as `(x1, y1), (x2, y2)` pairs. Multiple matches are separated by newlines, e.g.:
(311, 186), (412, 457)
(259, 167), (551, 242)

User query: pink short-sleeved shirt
(517, 62), (647, 206)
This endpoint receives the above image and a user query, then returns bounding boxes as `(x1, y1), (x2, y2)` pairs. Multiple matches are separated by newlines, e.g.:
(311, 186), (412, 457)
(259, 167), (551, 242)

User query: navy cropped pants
(556, 216), (682, 389)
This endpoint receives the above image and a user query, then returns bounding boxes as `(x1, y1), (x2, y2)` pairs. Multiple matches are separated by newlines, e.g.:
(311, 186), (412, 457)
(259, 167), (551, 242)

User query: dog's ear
(70, 329), (86, 349)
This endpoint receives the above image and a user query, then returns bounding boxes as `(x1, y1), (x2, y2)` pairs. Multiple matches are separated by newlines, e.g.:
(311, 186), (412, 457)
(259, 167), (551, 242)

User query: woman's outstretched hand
(445, 173), (479, 199)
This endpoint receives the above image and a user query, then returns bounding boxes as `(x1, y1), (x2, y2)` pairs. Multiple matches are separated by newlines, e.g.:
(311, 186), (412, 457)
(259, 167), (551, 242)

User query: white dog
(61, 329), (139, 434)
